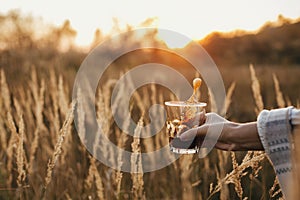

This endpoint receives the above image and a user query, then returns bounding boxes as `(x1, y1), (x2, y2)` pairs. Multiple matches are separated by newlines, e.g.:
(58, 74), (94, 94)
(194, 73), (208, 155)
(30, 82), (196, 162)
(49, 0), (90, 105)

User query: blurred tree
(91, 29), (104, 48)
(200, 15), (300, 66)
(0, 10), (36, 50)
(0, 10), (83, 84)
(44, 20), (77, 51)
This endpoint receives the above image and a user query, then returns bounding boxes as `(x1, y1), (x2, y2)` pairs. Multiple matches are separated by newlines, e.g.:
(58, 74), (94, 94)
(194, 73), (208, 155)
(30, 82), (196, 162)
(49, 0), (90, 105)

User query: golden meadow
(0, 11), (299, 199)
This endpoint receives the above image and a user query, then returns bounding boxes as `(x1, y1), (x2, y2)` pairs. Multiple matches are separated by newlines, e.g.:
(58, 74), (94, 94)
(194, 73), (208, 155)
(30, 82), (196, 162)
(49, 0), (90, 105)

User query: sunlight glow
(1, 0), (299, 47)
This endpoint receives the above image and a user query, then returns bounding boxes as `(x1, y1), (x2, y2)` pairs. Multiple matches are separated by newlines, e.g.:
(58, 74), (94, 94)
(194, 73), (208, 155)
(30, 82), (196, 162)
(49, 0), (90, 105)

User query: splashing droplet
(187, 78), (202, 103)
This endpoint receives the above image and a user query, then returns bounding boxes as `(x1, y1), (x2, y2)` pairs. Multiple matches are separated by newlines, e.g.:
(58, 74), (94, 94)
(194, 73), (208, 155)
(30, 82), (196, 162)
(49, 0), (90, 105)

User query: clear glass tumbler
(165, 101), (206, 154)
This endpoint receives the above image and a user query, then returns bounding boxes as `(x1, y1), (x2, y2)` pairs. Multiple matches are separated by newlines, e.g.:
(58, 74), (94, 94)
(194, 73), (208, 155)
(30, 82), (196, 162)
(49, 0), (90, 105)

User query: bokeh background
(0, 1), (299, 199)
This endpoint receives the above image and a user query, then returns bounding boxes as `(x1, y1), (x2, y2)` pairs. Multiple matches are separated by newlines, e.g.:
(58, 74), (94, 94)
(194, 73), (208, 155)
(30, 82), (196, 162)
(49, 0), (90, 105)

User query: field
(0, 11), (300, 200)
(0, 62), (299, 199)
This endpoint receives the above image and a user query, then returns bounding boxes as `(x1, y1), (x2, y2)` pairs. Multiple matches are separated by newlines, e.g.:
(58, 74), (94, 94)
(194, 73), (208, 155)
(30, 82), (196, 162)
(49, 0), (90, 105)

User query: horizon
(1, 0), (300, 48)
(1, 9), (299, 50)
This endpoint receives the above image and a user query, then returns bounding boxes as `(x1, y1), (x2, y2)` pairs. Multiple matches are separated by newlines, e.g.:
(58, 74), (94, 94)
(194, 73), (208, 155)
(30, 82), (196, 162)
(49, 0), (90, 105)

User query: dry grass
(272, 73), (286, 108)
(131, 117), (145, 200)
(249, 64), (264, 115)
(42, 101), (75, 198)
(0, 64), (296, 199)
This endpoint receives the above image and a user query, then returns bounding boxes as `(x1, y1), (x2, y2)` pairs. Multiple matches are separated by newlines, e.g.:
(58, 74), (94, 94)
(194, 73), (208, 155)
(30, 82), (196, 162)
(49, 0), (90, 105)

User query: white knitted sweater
(257, 107), (300, 199)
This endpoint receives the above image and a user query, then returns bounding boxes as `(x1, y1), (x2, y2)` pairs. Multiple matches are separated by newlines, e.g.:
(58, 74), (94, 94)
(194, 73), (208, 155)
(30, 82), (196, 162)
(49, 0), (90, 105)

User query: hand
(182, 111), (206, 128)
(179, 113), (264, 151)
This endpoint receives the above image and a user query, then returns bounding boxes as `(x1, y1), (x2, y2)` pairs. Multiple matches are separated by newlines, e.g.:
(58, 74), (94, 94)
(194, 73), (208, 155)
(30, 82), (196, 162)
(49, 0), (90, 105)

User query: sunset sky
(2, 0), (299, 47)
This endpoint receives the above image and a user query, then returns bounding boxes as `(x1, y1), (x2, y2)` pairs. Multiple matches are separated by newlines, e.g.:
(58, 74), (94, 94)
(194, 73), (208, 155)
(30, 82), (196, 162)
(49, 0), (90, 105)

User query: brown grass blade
(131, 117), (145, 199)
(224, 82), (236, 115)
(42, 101), (75, 197)
(272, 73), (285, 108)
(16, 114), (26, 188)
(1, 69), (11, 113)
(249, 64), (264, 115)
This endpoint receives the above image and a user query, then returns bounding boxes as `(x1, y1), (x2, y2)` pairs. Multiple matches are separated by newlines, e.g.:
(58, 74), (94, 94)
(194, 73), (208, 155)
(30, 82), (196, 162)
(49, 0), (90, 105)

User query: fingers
(182, 112), (227, 128)
(179, 125), (208, 141)
(179, 113), (228, 150)
(179, 125), (223, 149)
(179, 127), (198, 141)
(182, 111), (206, 127)
(180, 122), (225, 141)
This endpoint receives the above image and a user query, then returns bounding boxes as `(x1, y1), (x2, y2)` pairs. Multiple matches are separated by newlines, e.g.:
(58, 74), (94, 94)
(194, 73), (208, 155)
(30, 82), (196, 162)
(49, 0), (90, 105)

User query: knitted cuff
(257, 107), (294, 199)
(257, 107), (293, 173)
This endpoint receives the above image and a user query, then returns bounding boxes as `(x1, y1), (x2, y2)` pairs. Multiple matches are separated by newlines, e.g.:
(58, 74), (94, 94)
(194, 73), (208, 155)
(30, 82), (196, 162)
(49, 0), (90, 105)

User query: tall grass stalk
(249, 64), (264, 115)
(131, 117), (145, 199)
(16, 114), (26, 188)
(29, 78), (45, 175)
(0, 64), (295, 199)
(1, 69), (11, 113)
(208, 152), (265, 199)
(224, 82), (236, 114)
(6, 112), (18, 187)
(272, 73), (285, 108)
(42, 101), (75, 198)
(89, 157), (105, 200)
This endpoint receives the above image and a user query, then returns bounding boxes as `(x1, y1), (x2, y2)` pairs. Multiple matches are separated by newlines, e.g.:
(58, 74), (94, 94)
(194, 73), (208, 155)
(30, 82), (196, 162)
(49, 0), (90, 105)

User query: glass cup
(164, 101), (206, 154)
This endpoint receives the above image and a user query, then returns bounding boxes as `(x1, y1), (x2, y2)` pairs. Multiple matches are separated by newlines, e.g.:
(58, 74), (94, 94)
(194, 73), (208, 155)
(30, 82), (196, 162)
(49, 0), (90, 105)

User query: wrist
(231, 122), (263, 151)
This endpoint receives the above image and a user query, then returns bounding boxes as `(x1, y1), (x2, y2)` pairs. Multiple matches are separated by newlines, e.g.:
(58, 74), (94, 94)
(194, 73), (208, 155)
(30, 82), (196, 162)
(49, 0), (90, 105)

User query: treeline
(0, 10), (85, 84)
(200, 15), (300, 66)
(1, 10), (299, 80)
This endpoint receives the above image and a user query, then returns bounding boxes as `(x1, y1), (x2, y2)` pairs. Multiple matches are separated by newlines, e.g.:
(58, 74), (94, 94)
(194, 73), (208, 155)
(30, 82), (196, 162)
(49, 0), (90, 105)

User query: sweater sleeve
(257, 107), (298, 199)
